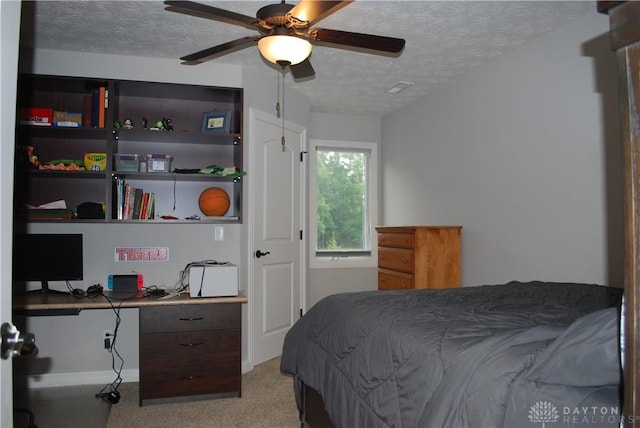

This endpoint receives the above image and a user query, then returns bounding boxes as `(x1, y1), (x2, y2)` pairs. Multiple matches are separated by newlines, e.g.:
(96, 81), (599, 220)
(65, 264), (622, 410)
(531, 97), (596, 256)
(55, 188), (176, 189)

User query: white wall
(20, 49), (243, 88)
(380, 11), (623, 287)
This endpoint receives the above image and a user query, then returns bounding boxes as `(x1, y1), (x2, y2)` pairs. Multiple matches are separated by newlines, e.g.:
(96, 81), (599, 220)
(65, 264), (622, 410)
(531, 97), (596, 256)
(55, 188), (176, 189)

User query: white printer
(188, 262), (238, 297)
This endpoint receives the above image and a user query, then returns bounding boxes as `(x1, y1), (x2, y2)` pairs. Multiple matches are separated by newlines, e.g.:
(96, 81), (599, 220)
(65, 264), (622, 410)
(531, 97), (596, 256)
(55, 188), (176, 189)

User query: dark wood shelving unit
(14, 74), (244, 224)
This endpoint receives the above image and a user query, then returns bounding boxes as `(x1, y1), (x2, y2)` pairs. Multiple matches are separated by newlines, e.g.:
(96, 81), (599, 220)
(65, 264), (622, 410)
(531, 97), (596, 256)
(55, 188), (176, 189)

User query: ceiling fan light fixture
(258, 35), (312, 66)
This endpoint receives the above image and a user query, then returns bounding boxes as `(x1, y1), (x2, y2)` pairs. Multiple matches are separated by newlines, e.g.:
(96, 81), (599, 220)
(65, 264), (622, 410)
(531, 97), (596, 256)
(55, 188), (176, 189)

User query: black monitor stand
(22, 280), (69, 295)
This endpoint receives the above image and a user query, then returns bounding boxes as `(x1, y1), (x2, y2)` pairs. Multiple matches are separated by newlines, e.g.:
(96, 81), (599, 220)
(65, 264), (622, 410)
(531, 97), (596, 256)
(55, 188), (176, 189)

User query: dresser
(376, 226), (462, 290)
(139, 302), (242, 405)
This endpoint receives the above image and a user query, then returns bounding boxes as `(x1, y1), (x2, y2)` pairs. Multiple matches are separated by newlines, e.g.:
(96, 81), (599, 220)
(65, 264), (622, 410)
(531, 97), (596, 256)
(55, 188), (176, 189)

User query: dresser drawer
(140, 354), (241, 400)
(378, 233), (414, 249)
(140, 303), (240, 333)
(379, 247), (414, 273)
(140, 329), (240, 361)
(378, 269), (414, 290)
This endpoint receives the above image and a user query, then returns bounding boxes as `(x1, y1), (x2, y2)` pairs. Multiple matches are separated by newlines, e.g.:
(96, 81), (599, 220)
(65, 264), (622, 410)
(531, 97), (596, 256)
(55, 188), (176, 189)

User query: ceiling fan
(164, 0), (406, 79)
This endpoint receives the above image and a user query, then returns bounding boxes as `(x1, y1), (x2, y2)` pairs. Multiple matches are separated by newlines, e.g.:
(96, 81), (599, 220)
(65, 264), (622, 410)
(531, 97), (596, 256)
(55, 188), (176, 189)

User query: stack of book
(83, 86), (108, 128)
(22, 208), (74, 220)
(114, 179), (155, 220)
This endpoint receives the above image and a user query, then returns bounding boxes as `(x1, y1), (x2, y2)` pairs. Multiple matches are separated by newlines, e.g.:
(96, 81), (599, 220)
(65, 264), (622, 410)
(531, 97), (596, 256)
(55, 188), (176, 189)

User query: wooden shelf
(111, 171), (240, 182)
(15, 74), (244, 224)
(115, 129), (241, 145)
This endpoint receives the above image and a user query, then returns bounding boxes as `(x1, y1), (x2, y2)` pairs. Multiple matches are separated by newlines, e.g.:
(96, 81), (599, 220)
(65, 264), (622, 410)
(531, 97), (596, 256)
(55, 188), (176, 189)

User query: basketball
(198, 187), (230, 216)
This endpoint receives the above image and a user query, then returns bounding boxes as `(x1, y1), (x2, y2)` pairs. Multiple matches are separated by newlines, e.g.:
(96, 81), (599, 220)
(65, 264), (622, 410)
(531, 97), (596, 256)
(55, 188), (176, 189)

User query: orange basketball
(198, 187), (230, 216)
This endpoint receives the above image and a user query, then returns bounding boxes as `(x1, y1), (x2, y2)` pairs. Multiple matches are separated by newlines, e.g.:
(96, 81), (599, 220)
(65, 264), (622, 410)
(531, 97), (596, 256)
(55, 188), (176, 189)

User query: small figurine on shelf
(150, 120), (164, 131)
(199, 164), (247, 180)
(123, 118), (134, 129)
(162, 117), (173, 131)
(20, 146), (39, 169)
(142, 117), (148, 129)
(113, 120), (122, 130)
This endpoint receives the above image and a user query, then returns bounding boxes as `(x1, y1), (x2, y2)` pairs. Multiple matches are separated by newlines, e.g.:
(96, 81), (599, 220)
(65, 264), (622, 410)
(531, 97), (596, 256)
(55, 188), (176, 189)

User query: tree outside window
(309, 140), (378, 268)
(316, 149), (366, 252)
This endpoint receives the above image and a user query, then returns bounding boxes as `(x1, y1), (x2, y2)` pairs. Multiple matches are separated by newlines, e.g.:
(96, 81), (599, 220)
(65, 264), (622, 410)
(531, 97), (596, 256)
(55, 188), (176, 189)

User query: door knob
(1, 322), (37, 359)
(255, 250), (271, 259)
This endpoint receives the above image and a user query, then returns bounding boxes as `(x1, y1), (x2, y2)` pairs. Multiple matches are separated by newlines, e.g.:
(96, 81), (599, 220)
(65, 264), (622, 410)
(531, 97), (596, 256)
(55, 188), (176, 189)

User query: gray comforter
(280, 281), (623, 428)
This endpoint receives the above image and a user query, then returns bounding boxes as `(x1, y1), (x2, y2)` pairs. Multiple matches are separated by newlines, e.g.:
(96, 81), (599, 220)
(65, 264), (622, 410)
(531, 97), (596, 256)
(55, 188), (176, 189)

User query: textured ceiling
(20, 1), (594, 117)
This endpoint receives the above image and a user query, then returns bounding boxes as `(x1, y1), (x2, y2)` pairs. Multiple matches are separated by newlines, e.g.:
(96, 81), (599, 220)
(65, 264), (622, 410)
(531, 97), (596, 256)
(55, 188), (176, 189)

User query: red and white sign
(114, 247), (169, 262)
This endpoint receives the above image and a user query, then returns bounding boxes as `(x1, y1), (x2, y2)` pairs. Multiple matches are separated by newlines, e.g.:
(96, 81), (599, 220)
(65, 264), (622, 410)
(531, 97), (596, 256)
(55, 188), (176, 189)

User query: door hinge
(300, 230), (303, 240)
(300, 151), (308, 162)
(300, 308), (303, 318)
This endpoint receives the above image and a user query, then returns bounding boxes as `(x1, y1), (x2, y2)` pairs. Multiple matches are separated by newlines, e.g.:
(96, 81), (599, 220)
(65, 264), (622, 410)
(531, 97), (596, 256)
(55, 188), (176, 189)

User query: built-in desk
(14, 292), (247, 312)
(14, 292), (248, 406)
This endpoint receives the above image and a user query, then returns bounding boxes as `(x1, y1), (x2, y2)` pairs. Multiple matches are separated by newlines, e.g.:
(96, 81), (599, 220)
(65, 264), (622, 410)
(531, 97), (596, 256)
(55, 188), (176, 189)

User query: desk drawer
(378, 248), (414, 273)
(140, 329), (240, 360)
(378, 269), (414, 290)
(140, 303), (240, 333)
(140, 354), (240, 400)
(378, 233), (414, 249)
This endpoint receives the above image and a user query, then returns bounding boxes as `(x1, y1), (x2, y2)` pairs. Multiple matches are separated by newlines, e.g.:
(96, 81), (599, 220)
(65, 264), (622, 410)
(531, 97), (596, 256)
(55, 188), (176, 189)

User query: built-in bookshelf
(14, 74), (244, 224)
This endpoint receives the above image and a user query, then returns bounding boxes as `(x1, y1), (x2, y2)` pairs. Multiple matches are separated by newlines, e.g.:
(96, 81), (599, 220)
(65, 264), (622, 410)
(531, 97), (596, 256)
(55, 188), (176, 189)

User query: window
(309, 139), (378, 268)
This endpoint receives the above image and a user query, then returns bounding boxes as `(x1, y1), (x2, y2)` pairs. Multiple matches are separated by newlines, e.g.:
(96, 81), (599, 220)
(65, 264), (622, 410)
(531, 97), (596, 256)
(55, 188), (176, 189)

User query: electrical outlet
(102, 329), (114, 350)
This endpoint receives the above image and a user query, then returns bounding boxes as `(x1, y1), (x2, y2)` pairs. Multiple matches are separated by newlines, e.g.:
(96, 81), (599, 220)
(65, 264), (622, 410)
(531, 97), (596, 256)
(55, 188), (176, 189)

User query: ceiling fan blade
(309, 28), (405, 54)
(288, 0), (352, 25)
(290, 59), (315, 79)
(164, 0), (257, 29)
(180, 36), (260, 64)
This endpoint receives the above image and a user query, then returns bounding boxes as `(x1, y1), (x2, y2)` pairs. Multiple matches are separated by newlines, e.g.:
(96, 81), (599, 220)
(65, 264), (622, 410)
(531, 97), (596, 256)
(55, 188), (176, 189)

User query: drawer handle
(178, 317), (204, 321)
(179, 342), (204, 347)
(180, 376), (202, 381)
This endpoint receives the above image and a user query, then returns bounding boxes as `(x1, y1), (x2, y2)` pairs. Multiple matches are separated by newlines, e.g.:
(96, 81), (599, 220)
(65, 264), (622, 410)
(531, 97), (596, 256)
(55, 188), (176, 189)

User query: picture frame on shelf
(202, 110), (231, 133)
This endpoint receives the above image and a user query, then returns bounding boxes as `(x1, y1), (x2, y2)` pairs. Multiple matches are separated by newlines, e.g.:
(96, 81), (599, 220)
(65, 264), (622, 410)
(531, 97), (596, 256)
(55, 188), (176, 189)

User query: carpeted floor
(107, 357), (300, 428)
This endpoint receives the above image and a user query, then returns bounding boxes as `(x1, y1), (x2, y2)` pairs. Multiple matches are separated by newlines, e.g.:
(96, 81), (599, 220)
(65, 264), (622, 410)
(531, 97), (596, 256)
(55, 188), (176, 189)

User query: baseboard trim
(16, 369), (139, 389)
(242, 358), (253, 373)
(17, 358), (253, 389)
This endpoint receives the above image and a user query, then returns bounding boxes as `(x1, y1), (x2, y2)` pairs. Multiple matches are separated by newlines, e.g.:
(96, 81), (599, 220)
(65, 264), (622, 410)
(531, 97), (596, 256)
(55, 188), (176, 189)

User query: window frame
(308, 139), (378, 269)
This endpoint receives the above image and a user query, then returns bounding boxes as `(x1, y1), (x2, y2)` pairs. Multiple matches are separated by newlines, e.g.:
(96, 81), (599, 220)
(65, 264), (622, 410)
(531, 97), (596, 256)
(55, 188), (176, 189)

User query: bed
(280, 281), (623, 427)
(280, 2), (640, 426)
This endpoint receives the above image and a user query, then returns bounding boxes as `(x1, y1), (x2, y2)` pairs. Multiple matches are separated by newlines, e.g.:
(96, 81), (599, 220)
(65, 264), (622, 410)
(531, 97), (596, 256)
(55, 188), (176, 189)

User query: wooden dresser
(139, 302), (242, 405)
(376, 226), (462, 290)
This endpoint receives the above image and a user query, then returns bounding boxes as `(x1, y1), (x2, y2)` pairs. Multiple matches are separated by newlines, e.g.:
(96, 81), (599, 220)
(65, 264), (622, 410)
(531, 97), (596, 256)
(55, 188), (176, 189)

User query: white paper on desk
(25, 200), (67, 209)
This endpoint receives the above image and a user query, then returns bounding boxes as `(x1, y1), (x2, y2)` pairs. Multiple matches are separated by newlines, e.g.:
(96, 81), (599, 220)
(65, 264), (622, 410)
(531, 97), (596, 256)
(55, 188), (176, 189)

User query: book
(111, 177), (121, 220)
(91, 88), (99, 128)
(98, 87), (106, 128)
(140, 192), (149, 220)
(22, 208), (74, 220)
(132, 188), (143, 219)
(125, 184), (136, 220)
(146, 193), (155, 220)
(114, 182), (154, 220)
(19, 108), (53, 126)
(83, 94), (92, 127)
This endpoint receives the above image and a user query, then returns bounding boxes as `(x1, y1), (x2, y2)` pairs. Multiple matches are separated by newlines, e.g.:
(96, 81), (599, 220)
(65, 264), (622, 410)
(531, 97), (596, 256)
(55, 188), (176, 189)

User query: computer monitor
(13, 233), (84, 295)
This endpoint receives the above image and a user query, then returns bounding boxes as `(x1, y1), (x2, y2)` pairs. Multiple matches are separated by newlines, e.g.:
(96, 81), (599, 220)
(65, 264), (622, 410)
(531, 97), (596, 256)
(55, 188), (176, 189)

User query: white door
(249, 108), (305, 365)
(1, 2), (22, 427)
